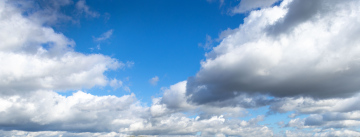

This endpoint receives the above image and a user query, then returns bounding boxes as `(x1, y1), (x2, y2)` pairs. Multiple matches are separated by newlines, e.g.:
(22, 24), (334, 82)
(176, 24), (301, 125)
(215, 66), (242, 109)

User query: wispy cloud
(149, 76), (159, 86)
(76, 0), (99, 17)
(94, 29), (114, 42)
(231, 0), (280, 14)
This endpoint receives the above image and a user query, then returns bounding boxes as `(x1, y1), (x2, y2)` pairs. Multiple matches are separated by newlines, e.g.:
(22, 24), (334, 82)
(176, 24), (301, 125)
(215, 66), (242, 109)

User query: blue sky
(61, 0), (246, 102)
(2, 0), (360, 136)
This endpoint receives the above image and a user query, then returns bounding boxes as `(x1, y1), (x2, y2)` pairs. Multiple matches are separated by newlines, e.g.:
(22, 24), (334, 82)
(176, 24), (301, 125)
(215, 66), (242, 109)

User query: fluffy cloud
(0, 0), (122, 95)
(267, 94), (360, 131)
(0, 90), (141, 132)
(270, 94), (360, 114)
(0, 1), (274, 136)
(0, 90), (273, 136)
(3, 0), (360, 136)
(186, 0), (360, 104)
(155, 81), (264, 119)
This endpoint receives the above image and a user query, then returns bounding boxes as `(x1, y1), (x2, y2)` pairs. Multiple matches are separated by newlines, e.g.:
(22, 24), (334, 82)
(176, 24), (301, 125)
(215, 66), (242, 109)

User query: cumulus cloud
(267, 94), (360, 130)
(0, 1), (276, 136)
(0, 1), (123, 95)
(0, 89), (273, 136)
(270, 94), (360, 114)
(3, 0), (360, 136)
(0, 90), (141, 132)
(287, 115), (360, 130)
(186, 0), (360, 105)
(6, 0), (75, 26)
(155, 81), (264, 119)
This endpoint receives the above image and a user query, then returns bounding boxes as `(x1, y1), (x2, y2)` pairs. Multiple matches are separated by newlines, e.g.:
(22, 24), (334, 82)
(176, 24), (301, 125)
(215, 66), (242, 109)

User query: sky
(1, 0), (360, 136)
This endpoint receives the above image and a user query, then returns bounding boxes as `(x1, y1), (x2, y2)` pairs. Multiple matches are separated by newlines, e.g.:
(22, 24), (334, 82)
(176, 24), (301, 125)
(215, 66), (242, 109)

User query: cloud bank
(187, 0), (360, 104)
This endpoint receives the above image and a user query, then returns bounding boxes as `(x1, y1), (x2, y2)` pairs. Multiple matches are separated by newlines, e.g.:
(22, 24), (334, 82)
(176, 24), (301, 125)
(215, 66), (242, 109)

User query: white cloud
(149, 76), (159, 86)
(0, 0), (122, 95)
(0, 89), (273, 136)
(187, 0), (360, 104)
(270, 94), (360, 114)
(3, 0), (360, 136)
(1, 1), (273, 135)
(94, 29), (114, 42)
(0, 90), (143, 132)
(268, 95), (360, 129)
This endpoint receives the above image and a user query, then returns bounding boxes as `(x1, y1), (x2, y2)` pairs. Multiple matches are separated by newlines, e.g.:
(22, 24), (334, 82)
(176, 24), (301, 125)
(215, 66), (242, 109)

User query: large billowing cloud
(187, 0), (360, 104)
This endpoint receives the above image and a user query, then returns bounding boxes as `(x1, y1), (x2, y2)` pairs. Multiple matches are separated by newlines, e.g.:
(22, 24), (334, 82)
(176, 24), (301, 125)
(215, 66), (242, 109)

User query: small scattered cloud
(231, 0), (280, 14)
(126, 61), (134, 68)
(76, 0), (99, 18)
(94, 29), (114, 42)
(149, 76), (159, 86)
(109, 78), (123, 90)
(109, 78), (131, 92)
(104, 12), (111, 23)
(198, 34), (214, 50)
(206, 0), (225, 7)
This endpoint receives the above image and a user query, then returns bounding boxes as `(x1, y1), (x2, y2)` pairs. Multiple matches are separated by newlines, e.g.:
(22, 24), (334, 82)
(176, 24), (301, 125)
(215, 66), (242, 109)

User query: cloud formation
(76, 0), (100, 18)
(94, 29), (114, 42)
(0, 1), (122, 95)
(0, 1), (275, 136)
(0, 88), (272, 136)
(2, 0), (360, 136)
(149, 76), (159, 86)
(187, 0), (360, 104)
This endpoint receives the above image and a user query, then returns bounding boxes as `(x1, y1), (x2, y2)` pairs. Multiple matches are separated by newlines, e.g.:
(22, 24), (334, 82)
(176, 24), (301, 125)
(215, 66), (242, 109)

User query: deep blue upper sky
(59, 0), (245, 102)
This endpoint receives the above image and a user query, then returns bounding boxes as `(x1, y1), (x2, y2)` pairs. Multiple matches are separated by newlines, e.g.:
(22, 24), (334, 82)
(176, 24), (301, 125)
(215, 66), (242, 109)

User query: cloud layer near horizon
(2, 0), (360, 136)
